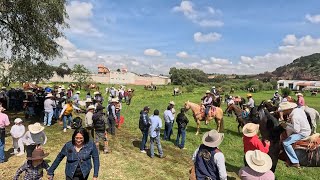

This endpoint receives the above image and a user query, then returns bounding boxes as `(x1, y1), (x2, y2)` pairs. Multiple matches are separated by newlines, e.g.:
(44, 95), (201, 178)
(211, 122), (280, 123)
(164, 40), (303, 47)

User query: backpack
(71, 117), (82, 129)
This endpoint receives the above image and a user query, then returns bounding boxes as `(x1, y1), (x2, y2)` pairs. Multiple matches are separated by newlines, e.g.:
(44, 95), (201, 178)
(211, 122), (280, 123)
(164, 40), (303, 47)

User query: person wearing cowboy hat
(296, 93), (305, 107)
(85, 97), (93, 108)
(191, 130), (227, 180)
(43, 93), (56, 127)
(17, 123), (47, 157)
(85, 105), (95, 139)
(163, 105), (174, 141)
(59, 99), (81, 132)
(244, 93), (255, 111)
(242, 123), (270, 165)
(201, 90), (213, 120)
(92, 104), (109, 153)
(0, 106), (10, 163)
(107, 98), (118, 135)
(93, 91), (104, 105)
(10, 118), (25, 155)
(239, 150), (275, 180)
(126, 88), (134, 105)
(14, 148), (50, 180)
(211, 86), (217, 95)
(279, 102), (311, 168)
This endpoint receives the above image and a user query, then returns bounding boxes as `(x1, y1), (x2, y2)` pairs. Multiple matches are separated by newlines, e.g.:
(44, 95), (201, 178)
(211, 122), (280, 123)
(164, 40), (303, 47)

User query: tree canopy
(0, 0), (68, 61)
(71, 64), (91, 88)
(169, 67), (208, 85)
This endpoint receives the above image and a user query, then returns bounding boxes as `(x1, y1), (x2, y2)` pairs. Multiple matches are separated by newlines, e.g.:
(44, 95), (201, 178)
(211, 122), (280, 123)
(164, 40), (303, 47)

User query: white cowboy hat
(296, 93), (303, 97)
(93, 91), (100, 95)
(279, 102), (297, 111)
(14, 118), (23, 124)
(212, 86), (216, 89)
(45, 93), (53, 98)
(111, 98), (119, 103)
(28, 123), (44, 134)
(243, 123), (259, 137)
(86, 98), (92, 103)
(169, 101), (175, 105)
(245, 150), (272, 173)
(86, 105), (95, 111)
(1, 86), (6, 89)
(76, 91), (80, 94)
(202, 130), (224, 148)
(229, 96), (233, 99)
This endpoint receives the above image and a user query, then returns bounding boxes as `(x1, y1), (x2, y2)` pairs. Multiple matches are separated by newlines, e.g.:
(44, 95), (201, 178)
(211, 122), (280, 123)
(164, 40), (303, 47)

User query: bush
(185, 85), (194, 93)
(281, 87), (292, 96)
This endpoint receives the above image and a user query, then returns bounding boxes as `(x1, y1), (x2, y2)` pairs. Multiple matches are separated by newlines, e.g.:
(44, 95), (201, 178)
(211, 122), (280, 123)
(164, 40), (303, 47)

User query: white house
(277, 80), (320, 90)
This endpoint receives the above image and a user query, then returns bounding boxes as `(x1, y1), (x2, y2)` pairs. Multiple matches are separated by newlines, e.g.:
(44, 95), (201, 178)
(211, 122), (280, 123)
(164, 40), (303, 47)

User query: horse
(233, 96), (246, 109)
(212, 95), (222, 107)
(184, 101), (224, 135)
(225, 104), (250, 134)
(304, 106), (320, 134)
(173, 87), (182, 96)
(85, 83), (100, 92)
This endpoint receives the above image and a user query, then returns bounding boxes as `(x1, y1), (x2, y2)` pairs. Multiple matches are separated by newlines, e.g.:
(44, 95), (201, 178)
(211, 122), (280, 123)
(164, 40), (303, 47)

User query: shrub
(281, 87), (292, 96)
(185, 85), (194, 93)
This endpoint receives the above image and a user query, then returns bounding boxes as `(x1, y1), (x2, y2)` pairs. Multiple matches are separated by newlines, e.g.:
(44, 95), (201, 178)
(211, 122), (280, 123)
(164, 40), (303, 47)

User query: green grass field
(0, 84), (319, 180)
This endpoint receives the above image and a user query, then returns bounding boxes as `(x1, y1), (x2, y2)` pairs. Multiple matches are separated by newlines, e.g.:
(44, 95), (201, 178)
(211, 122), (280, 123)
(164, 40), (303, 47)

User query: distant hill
(256, 53), (320, 80)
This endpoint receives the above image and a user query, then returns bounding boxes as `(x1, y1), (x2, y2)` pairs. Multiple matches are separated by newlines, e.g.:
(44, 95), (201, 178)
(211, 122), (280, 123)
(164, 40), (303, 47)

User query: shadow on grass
(224, 129), (242, 137)
(187, 126), (212, 135)
(4, 147), (14, 162)
(226, 162), (241, 177)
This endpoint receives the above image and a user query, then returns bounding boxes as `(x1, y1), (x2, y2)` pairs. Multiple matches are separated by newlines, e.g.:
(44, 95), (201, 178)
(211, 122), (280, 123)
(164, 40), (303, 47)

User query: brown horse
(225, 104), (249, 134)
(184, 101), (224, 135)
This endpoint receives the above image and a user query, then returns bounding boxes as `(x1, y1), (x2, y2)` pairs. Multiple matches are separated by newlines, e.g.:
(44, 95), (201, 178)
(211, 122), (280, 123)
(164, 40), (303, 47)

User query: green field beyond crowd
(0, 84), (319, 180)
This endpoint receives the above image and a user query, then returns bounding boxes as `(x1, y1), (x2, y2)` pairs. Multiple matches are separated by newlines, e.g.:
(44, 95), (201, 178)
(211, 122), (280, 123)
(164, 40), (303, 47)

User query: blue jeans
(283, 133), (304, 164)
(0, 129), (5, 163)
(44, 111), (54, 126)
(150, 135), (163, 158)
(176, 128), (186, 148)
(164, 122), (173, 140)
(140, 129), (149, 151)
(62, 114), (72, 129)
(205, 106), (210, 116)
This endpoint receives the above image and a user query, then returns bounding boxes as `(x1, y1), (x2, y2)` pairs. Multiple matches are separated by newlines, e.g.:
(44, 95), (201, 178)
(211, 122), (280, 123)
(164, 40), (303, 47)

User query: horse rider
(244, 93), (255, 111)
(211, 86), (218, 96)
(296, 93), (305, 108)
(201, 90), (213, 119)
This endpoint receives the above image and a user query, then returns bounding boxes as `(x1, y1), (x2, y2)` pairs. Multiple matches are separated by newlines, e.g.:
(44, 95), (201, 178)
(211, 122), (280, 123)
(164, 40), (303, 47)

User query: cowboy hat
(86, 98), (92, 103)
(27, 148), (49, 160)
(28, 123), (44, 134)
(45, 93), (53, 98)
(1, 86), (6, 89)
(111, 98), (119, 103)
(247, 93), (253, 97)
(206, 90), (212, 94)
(14, 118), (23, 124)
(86, 105), (95, 111)
(296, 93), (303, 97)
(93, 91), (100, 95)
(76, 91), (80, 94)
(243, 123), (259, 137)
(212, 86), (216, 89)
(202, 130), (224, 148)
(169, 101), (175, 105)
(245, 150), (272, 173)
(279, 102), (297, 111)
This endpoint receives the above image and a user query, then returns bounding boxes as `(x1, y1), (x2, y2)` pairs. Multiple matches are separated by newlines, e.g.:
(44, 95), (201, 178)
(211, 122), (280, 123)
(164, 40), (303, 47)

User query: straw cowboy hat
(169, 101), (175, 105)
(28, 123), (44, 134)
(1, 86), (6, 89)
(76, 91), (80, 94)
(245, 150), (272, 173)
(45, 93), (53, 98)
(86, 98), (92, 103)
(111, 98), (119, 103)
(278, 102), (297, 111)
(212, 86), (216, 89)
(205, 90), (213, 95)
(202, 130), (224, 148)
(14, 118), (23, 124)
(27, 148), (49, 160)
(247, 93), (253, 97)
(296, 93), (303, 97)
(86, 105), (95, 111)
(243, 123), (259, 137)
(93, 91), (101, 95)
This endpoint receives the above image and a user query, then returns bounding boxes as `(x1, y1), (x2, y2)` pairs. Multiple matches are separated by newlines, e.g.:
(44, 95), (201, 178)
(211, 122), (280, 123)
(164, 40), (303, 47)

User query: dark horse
(225, 104), (254, 133)
(256, 101), (320, 172)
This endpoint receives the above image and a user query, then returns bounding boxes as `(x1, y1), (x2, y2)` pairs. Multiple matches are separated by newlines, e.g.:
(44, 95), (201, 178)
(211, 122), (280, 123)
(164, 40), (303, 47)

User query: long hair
(71, 128), (89, 145)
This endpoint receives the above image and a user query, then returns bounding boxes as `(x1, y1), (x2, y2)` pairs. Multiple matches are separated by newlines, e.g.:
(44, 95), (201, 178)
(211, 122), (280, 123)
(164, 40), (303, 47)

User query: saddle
(293, 133), (320, 151)
(200, 105), (216, 117)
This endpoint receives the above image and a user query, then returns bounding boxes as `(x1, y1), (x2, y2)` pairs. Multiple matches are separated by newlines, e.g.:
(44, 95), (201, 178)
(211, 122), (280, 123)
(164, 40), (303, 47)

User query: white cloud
(283, 34), (297, 45)
(194, 32), (221, 43)
(211, 57), (232, 65)
(173, 1), (223, 27)
(144, 49), (162, 56)
(176, 51), (189, 58)
(189, 62), (202, 68)
(66, 1), (102, 37)
(305, 14), (320, 24)
(201, 59), (210, 64)
(131, 61), (140, 66)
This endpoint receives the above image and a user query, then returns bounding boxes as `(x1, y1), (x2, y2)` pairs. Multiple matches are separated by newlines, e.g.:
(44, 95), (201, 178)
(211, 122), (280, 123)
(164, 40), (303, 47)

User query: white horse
(303, 106), (320, 134)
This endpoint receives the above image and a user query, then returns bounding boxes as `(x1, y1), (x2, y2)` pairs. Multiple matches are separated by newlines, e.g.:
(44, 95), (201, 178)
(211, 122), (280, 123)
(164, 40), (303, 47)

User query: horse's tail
(316, 110), (320, 123)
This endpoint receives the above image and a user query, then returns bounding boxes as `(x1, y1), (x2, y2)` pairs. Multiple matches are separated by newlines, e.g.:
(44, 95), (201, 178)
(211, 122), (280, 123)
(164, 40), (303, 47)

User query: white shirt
(10, 124), (25, 138)
(85, 111), (93, 127)
(287, 108), (311, 137)
(22, 131), (47, 145)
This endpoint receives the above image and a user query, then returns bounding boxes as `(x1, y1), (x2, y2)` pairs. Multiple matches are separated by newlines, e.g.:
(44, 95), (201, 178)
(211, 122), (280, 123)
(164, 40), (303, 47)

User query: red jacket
(243, 135), (270, 153)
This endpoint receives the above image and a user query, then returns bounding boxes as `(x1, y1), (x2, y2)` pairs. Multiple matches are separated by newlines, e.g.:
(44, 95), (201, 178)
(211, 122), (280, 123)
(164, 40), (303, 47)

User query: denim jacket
(48, 141), (99, 178)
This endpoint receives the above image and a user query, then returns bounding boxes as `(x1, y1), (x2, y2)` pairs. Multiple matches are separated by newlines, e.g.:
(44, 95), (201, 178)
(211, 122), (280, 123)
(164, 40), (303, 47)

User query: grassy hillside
(0, 84), (319, 180)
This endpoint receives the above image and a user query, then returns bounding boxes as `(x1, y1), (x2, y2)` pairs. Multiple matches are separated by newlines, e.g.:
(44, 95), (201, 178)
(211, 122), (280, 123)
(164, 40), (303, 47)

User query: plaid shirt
(14, 161), (50, 180)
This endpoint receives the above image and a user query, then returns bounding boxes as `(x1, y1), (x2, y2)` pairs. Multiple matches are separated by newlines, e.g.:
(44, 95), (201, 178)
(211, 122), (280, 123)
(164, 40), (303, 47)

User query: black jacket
(92, 111), (106, 132)
(176, 112), (189, 129)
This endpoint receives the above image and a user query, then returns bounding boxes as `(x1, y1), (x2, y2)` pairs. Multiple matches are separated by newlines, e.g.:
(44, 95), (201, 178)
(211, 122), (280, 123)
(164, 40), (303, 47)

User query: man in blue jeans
(176, 108), (189, 149)
(163, 106), (174, 141)
(0, 107), (10, 163)
(139, 106), (150, 153)
(149, 109), (164, 158)
(280, 102), (311, 168)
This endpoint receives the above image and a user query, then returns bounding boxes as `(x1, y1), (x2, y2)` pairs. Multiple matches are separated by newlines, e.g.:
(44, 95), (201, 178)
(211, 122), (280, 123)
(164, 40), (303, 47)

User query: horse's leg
(196, 120), (200, 135)
(215, 118), (220, 132)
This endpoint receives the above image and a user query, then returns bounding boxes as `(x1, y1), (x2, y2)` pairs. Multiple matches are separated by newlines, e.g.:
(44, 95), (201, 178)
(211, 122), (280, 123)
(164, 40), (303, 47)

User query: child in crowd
(13, 148), (50, 180)
(10, 118), (25, 154)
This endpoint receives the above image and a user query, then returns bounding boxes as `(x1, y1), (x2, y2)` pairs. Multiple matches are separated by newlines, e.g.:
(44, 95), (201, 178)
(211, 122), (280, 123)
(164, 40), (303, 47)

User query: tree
(169, 67), (208, 85)
(0, 0), (68, 61)
(55, 62), (71, 78)
(71, 64), (91, 89)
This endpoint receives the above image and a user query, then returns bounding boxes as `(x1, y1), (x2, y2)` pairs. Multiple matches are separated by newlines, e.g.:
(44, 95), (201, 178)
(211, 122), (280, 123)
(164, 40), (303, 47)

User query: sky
(53, 0), (320, 75)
